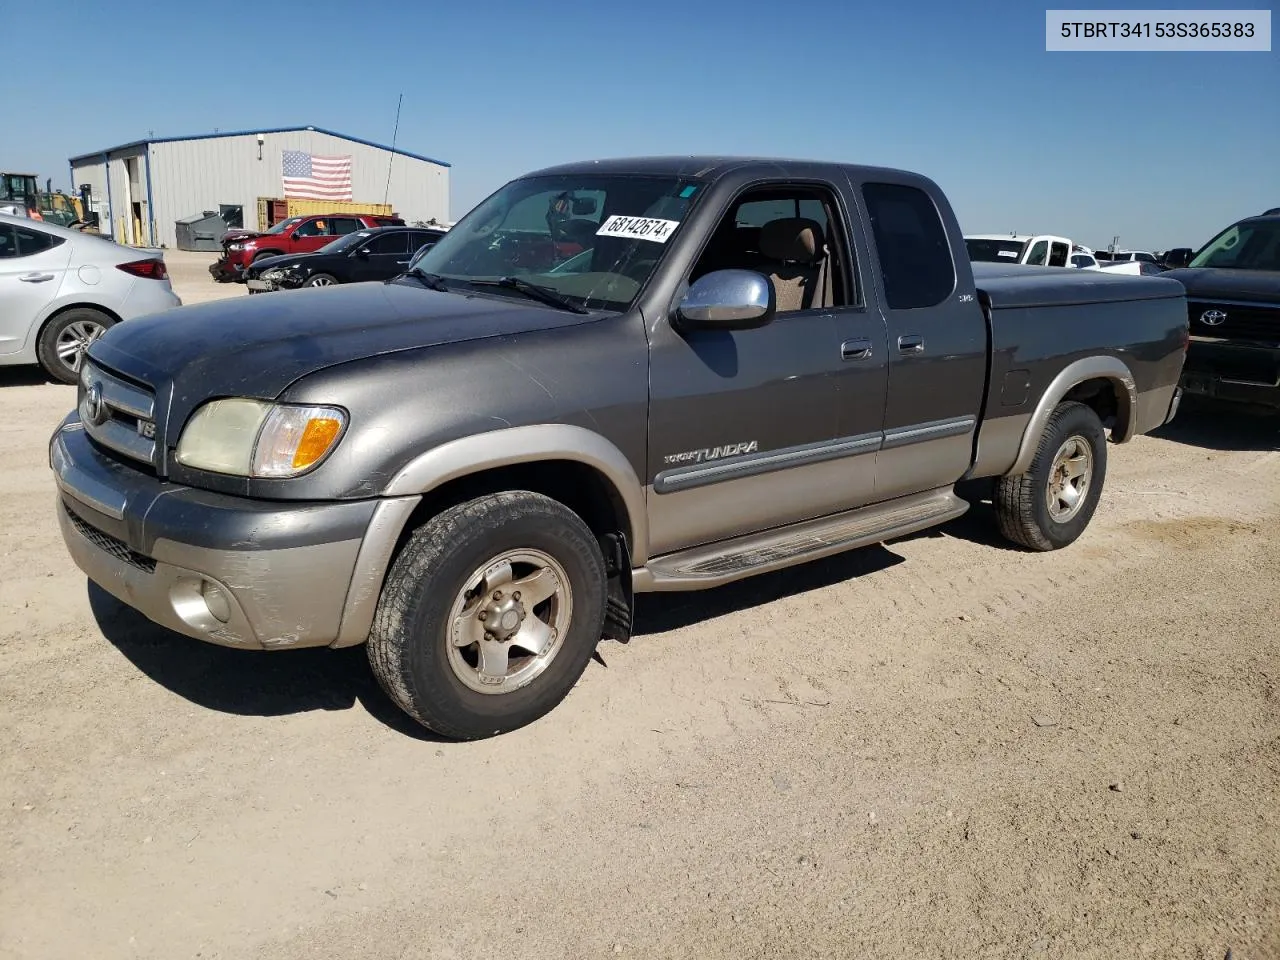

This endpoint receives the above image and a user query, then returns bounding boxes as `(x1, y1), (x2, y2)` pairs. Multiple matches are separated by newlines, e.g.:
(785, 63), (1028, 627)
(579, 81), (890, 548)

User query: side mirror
(675, 269), (775, 331)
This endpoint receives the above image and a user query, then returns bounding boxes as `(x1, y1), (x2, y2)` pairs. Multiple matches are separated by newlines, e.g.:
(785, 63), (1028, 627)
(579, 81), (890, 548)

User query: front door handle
(898, 334), (924, 353)
(20, 273), (55, 283)
(395, 260), (410, 264)
(841, 338), (872, 361)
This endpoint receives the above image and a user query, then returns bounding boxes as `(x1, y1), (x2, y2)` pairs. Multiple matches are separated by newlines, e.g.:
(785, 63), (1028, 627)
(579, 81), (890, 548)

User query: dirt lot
(2, 253), (1278, 959)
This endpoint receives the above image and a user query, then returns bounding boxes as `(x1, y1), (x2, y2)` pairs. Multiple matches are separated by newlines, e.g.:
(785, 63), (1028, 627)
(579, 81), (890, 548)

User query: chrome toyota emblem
(1199, 310), (1227, 327)
(82, 382), (108, 426)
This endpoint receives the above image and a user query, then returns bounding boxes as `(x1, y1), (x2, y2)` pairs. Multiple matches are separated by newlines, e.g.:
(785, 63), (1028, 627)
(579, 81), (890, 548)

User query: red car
(210, 212), (404, 282)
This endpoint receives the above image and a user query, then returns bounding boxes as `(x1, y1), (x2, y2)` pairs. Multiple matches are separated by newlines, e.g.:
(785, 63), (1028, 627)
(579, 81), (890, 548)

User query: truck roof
(519, 155), (930, 183)
(965, 233), (1071, 243)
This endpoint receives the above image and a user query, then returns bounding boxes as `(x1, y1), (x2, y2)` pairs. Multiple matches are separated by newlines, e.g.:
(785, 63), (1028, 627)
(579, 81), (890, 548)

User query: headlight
(227, 243), (243, 252)
(175, 399), (347, 478)
(261, 268), (284, 281)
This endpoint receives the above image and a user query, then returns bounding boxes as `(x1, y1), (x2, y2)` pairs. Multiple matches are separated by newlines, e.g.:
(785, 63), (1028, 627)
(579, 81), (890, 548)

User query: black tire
(995, 401), (1107, 551)
(302, 273), (338, 288)
(36, 307), (115, 384)
(367, 491), (607, 740)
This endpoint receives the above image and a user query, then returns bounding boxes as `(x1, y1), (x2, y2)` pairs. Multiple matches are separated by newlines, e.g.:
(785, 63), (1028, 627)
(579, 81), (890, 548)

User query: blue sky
(3, 0), (1274, 250)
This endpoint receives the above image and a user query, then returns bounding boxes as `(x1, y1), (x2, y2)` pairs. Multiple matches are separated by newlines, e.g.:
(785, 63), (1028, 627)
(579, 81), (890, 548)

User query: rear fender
(1008, 356), (1137, 476)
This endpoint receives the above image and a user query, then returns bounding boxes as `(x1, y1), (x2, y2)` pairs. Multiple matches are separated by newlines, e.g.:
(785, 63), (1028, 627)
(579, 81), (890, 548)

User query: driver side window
(688, 185), (855, 314)
(1024, 240), (1048, 265)
(294, 219), (327, 238)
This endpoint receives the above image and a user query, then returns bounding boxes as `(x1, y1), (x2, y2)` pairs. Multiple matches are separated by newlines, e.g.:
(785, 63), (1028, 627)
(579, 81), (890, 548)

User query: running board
(632, 487), (968, 592)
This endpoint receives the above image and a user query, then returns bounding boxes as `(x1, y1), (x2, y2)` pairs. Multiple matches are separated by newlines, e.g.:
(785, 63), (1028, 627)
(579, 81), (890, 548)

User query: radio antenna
(383, 93), (403, 206)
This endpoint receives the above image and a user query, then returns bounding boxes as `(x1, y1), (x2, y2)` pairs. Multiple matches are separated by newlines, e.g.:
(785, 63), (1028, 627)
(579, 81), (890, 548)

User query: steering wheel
(623, 257), (659, 282)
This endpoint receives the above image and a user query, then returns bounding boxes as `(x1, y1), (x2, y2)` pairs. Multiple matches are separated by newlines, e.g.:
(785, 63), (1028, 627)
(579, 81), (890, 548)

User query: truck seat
(758, 217), (829, 312)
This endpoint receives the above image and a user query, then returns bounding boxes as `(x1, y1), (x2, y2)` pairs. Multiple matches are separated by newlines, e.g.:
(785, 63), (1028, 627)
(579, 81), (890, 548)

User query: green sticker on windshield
(679, 185), (697, 198)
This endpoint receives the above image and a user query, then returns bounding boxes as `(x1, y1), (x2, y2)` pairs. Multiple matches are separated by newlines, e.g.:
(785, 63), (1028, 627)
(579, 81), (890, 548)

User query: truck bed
(971, 262), (1185, 309)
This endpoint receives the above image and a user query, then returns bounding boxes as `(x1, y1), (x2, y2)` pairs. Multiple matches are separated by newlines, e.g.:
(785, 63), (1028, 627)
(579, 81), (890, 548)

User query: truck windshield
(264, 217), (302, 235)
(965, 238), (1028, 262)
(1188, 220), (1280, 271)
(409, 174), (704, 311)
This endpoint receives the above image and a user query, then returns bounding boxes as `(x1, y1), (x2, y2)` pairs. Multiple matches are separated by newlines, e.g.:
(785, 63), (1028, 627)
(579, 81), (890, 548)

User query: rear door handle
(897, 334), (924, 353)
(395, 260), (410, 264)
(20, 273), (55, 283)
(840, 338), (872, 361)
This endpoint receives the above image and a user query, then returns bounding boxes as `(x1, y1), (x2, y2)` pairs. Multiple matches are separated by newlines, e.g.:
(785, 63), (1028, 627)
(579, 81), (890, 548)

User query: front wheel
(367, 491), (607, 739)
(303, 273), (337, 288)
(995, 401), (1107, 551)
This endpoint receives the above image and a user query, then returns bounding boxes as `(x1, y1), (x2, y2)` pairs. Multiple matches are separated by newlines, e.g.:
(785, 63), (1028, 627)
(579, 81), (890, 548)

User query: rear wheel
(367, 491), (607, 740)
(303, 273), (337, 288)
(37, 308), (114, 384)
(995, 401), (1107, 551)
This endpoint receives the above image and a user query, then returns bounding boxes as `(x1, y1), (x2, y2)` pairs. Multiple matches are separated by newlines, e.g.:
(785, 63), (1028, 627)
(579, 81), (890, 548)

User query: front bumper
(50, 416), (418, 650)
(208, 257), (246, 282)
(1181, 339), (1280, 410)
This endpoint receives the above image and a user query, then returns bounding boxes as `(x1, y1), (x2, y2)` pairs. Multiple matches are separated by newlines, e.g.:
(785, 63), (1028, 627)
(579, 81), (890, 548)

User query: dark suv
(1162, 211), (1280, 409)
(210, 213), (404, 282)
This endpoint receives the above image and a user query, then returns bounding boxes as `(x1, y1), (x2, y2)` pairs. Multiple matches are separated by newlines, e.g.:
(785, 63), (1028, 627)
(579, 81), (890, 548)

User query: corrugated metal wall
(143, 130), (449, 248)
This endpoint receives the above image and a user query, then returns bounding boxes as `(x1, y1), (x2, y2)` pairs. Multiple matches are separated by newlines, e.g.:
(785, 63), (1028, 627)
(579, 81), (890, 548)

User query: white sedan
(0, 214), (181, 383)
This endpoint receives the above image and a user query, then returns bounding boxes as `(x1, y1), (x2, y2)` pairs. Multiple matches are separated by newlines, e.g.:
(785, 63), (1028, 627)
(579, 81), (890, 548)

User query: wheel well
(36, 302), (123, 345)
(397, 460), (632, 556)
(1063, 377), (1129, 436)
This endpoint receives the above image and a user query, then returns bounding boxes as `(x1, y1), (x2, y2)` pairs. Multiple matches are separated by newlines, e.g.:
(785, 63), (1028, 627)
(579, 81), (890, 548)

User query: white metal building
(68, 125), (450, 248)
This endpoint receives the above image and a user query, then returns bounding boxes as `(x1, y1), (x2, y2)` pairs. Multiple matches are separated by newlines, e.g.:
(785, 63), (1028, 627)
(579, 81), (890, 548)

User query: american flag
(281, 149), (353, 201)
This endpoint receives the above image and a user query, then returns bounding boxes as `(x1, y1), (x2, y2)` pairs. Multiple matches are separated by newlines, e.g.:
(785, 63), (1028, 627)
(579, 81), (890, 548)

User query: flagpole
(384, 93), (403, 207)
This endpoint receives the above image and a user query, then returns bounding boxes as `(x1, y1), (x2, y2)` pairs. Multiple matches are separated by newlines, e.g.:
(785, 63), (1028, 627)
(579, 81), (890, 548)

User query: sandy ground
(1, 252), (1278, 959)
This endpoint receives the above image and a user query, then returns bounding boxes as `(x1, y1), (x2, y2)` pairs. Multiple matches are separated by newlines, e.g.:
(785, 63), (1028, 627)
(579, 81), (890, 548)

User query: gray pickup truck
(50, 156), (1189, 739)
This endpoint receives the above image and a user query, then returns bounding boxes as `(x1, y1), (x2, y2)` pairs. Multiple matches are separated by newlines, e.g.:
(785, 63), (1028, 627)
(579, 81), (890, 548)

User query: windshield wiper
(400, 267), (450, 292)
(470, 276), (589, 314)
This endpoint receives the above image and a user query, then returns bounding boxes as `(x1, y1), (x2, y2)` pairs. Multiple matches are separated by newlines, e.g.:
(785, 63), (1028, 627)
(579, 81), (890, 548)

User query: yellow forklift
(2, 172), (98, 231)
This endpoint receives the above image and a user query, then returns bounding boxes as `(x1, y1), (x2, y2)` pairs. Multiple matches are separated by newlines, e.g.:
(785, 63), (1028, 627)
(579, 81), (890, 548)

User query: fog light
(201, 580), (231, 623)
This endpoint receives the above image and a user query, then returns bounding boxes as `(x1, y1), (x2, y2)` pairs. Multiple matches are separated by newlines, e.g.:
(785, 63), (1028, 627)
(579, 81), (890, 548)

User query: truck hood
(1159, 267), (1280, 303)
(87, 280), (603, 443)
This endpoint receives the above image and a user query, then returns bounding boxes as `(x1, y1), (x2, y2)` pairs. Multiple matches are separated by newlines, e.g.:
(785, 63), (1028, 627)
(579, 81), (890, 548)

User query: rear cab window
(860, 182), (955, 309)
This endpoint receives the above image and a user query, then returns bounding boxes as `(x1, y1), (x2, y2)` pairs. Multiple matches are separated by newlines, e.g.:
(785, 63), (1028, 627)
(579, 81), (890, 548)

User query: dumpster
(175, 211), (230, 251)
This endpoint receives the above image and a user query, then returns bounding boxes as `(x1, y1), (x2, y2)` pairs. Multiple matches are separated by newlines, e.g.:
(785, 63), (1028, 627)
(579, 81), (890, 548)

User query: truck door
(645, 181), (888, 556)
(855, 179), (987, 501)
(1022, 238), (1049, 265)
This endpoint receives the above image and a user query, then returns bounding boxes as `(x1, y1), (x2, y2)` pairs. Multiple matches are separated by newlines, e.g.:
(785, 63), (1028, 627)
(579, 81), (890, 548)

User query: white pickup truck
(964, 233), (1075, 267)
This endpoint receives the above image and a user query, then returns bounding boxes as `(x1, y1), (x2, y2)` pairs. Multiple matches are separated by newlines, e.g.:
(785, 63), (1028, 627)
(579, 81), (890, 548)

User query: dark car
(1162, 212), (1280, 409)
(243, 225), (446, 292)
(209, 213), (407, 282)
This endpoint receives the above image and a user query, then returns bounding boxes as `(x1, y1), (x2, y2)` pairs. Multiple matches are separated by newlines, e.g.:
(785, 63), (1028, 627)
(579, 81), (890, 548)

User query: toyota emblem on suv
(1199, 310), (1227, 326)
(82, 382), (108, 426)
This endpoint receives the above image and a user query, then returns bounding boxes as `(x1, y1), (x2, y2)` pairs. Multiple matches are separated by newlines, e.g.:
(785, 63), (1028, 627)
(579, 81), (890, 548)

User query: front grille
(78, 360), (158, 470)
(1189, 300), (1280, 345)
(64, 502), (156, 573)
